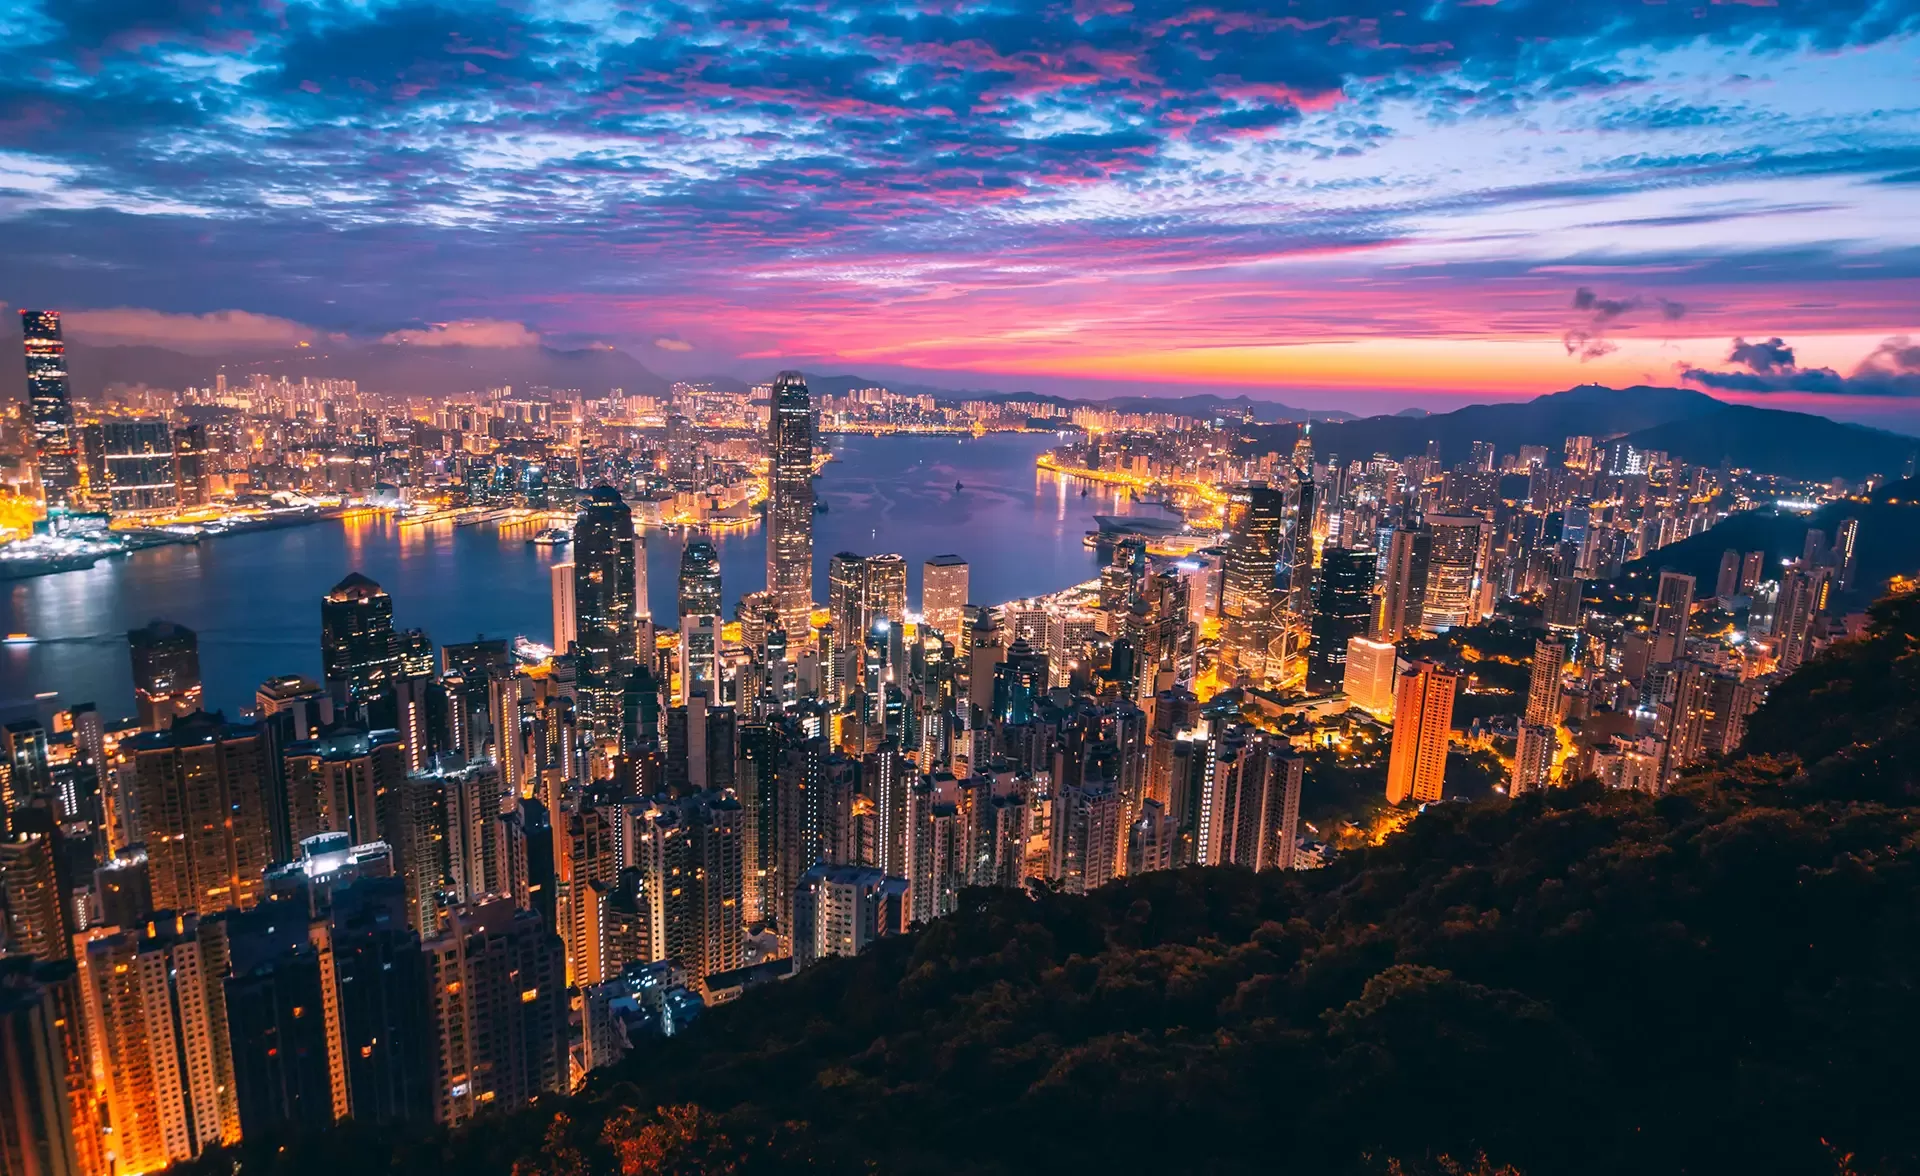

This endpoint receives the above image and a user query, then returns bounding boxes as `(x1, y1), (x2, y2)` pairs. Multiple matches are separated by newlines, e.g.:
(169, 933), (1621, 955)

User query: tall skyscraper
(922, 554), (969, 641)
(550, 562), (577, 654)
(321, 573), (401, 711)
(128, 619), (203, 731)
(1378, 527), (1431, 640)
(1651, 570), (1696, 665)
(0, 832), (70, 962)
(0, 957), (98, 1176)
(573, 487), (638, 735)
(19, 311), (77, 508)
(766, 371), (815, 640)
(1219, 483), (1286, 685)
(123, 712), (273, 915)
(677, 538), (722, 619)
(1308, 547), (1376, 695)
(1523, 637), (1565, 727)
(1776, 565), (1830, 672)
(1385, 661), (1457, 805)
(1420, 516), (1490, 632)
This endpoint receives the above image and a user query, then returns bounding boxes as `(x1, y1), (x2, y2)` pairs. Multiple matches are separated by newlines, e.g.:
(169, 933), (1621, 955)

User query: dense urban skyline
(2, 1), (1917, 422)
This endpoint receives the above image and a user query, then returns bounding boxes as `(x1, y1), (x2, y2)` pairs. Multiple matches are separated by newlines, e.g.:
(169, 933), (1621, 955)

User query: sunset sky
(3, 0), (1918, 420)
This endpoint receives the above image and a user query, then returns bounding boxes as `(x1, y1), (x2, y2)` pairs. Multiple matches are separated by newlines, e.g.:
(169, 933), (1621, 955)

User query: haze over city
(3, 0), (1918, 421)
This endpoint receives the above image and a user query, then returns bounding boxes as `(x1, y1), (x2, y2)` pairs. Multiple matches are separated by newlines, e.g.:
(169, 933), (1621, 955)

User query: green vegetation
(191, 593), (1920, 1176)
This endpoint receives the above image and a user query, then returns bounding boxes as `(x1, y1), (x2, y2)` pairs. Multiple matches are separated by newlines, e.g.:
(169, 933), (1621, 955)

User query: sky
(2, 0), (1919, 422)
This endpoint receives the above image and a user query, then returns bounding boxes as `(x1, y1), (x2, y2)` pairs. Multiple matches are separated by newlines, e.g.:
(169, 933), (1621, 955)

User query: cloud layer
(1684, 336), (1920, 397)
(1, 0), (1917, 393)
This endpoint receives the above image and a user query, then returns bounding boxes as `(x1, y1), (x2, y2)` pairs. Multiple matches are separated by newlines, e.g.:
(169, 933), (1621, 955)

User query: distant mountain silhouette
(1264, 384), (1915, 481)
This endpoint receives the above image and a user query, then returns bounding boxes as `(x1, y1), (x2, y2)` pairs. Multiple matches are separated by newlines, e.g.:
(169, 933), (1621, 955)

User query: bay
(0, 433), (1176, 719)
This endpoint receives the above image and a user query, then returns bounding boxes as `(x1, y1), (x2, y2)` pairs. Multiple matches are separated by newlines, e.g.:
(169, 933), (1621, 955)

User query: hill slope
(194, 594), (1920, 1176)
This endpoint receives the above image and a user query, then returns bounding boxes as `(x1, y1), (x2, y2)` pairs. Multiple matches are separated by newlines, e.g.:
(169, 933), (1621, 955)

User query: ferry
(528, 527), (572, 547)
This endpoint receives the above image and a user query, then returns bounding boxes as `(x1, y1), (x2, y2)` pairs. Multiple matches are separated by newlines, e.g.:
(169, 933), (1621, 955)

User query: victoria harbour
(0, 432), (1168, 716)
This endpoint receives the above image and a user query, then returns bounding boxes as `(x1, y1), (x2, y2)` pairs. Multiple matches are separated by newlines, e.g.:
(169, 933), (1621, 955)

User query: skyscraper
(19, 311), (77, 508)
(677, 538), (722, 619)
(1342, 636), (1398, 720)
(922, 555), (969, 641)
(321, 573), (401, 712)
(1308, 547), (1376, 695)
(101, 419), (179, 514)
(422, 900), (567, 1126)
(1385, 661), (1457, 805)
(128, 619), (203, 731)
(1219, 483), (1286, 685)
(123, 711), (274, 915)
(1378, 527), (1431, 640)
(1650, 570), (1696, 665)
(573, 487), (638, 735)
(550, 562), (576, 654)
(1420, 516), (1490, 632)
(766, 371), (815, 640)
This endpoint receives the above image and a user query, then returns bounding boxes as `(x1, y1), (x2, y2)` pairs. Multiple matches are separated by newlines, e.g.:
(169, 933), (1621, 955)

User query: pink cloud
(379, 319), (542, 347)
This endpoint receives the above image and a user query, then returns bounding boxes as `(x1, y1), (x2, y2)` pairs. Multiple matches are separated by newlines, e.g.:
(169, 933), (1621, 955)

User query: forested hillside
(189, 594), (1920, 1176)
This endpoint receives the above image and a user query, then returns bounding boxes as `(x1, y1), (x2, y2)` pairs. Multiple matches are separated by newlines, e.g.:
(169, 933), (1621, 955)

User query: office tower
(1833, 517), (1860, 590)
(100, 419), (180, 513)
(865, 553), (908, 631)
(548, 562), (577, 656)
(1776, 566), (1830, 672)
(792, 864), (907, 969)
(123, 711), (273, 915)
(766, 370), (815, 640)
(1219, 483), (1286, 684)
(677, 538), (721, 619)
(325, 879), (435, 1125)
(1739, 550), (1766, 595)
(679, 615), (719, 703)
(1714, 549), (1742, 601)
(3, 721), (52, 808)
(173, 423), (210, 507)
(322, 573), (401, 712)
(573, 487), (639, 735)
(1385, 661), (1457, 805)
(128, 619), (203, 731)
(0, 957), (97, 1176)
(1420, 516), (1490, 631)
(922, 555), (969, 640)
(1138, 569), (1195, 699)
(992, 638), (1048, 724)
(1378, 527), (1431, 640)
(78, 914), (240, 1171)
(19, 311), (77, 508)
(281, 727), (407, 847)
(222, 903), (340, 1136)
(442, 638), (511, 683)
(1651, 570), (1695, 664)
(1308, 547), (1376, 695)
(422, 900), (567, 1125)
(1342, 636), (1398, 720)
(0, 833), (69, 961)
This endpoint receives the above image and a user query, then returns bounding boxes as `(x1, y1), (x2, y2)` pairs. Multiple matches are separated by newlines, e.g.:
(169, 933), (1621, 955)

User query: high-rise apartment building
(19, 312), (78, 508)
(792, 864), (907, 969)
(1385, 661), (1457, 805)
(0, 957), (98, 1176)
(422, 900), (567, 1126)
(100, 419), (179, 513)
(573, 487), (639, 736)
(766, 371), (815, 640)
(1651, 570), (1695, 665)
(128, 619), (203, 731)
(1378, 527), (1431, 640)
(123, 712), (274, 915)
(0, 833), (69, 963)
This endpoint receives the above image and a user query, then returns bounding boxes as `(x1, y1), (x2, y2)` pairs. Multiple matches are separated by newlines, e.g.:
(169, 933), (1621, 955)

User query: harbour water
(0, 433), (1178, 718)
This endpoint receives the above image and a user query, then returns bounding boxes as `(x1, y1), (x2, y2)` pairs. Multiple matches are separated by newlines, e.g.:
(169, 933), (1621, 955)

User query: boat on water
(814, 500), (829, 513)
(955, 481), (964, 490)
(528, 527), (572, 547)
